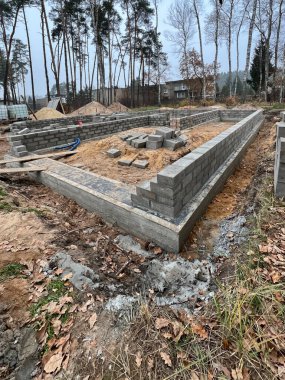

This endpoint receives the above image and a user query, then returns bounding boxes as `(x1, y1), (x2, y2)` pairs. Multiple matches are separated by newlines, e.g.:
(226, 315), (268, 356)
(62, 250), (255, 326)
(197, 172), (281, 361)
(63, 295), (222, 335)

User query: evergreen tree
(248, 39), (274, 94)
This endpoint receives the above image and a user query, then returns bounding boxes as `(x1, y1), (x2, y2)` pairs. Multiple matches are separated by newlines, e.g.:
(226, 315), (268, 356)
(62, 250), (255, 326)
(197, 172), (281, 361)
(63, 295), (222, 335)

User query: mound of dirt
(70, 101), (110, 116)
(107, 102), (130, 113)
(34, 107), (65, 120)
(232, 104), (257, 110)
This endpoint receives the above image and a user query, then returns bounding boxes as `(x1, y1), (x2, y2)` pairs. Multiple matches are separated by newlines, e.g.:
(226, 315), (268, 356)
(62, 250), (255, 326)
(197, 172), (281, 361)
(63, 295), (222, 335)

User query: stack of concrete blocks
(146, 127), (187, 151)
(132, 110), (264, 218)
(274, 112), (285, 197)
(9, 134), (28, 157)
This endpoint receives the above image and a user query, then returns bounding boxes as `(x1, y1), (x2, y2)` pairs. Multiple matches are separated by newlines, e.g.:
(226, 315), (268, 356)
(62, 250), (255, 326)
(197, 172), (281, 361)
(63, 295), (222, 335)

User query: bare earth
(65, 121), (235, 184)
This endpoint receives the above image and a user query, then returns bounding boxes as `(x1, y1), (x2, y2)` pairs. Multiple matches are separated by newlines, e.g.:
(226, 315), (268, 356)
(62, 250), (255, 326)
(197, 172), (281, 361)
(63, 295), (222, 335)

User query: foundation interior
(64, 121), (235, 184)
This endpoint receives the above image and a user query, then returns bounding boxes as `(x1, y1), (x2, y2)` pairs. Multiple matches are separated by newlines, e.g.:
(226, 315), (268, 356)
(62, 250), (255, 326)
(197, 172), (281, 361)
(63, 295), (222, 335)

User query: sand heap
(233, 104), (257, 110)
(107, 102), (130, 113)
(34, 107), (66, 120)
(69, 101), (110, 116)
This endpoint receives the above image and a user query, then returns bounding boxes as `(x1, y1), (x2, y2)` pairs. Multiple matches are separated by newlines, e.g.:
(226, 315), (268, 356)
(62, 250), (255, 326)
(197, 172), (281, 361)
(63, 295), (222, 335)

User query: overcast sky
(12, 0), (251, 98)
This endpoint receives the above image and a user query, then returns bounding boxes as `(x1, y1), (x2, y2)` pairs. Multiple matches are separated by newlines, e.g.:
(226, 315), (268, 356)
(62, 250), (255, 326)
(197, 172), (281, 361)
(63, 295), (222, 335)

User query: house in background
(162, 78), (215, 101)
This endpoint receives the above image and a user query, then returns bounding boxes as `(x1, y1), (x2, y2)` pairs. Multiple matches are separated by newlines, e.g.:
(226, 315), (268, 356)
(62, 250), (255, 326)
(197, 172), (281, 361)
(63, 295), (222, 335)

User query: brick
(107, 149), (121, 158)
(133, 160), (149, 169)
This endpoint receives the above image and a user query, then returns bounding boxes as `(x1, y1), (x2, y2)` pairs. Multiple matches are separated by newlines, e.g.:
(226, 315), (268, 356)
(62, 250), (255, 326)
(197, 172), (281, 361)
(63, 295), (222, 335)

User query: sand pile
(232, 104), (257, 110)
(107, 102), (130, 113)
(69, 101), (110, 116)
(34, 107), (65, 120)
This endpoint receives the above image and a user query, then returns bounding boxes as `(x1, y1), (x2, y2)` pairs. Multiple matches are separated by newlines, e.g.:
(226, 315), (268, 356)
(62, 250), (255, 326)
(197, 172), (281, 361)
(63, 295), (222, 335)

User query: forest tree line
(0, 0), (284, 109)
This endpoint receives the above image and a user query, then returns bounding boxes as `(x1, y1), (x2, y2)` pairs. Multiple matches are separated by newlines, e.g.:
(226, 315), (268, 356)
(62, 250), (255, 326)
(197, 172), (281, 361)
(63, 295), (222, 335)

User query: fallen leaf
(160, 352), (172, 367)
(44, 352), (64, 374)
(191, 323), (208, 340)
(54, 268), (63, 276)
(155, 318), (171, 330)
(88, 313), (98, 329)
(135, 351), (142, 368)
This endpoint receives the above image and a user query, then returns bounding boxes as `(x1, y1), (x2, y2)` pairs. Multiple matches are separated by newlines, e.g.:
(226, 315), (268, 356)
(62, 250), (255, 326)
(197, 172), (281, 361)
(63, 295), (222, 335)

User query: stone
(118, 158), (133, 166)
(107, 148), (121, 158)
(133, 160), (149, 169)
(155, 127), (175, 139)
(146, 140), (163, 150)
(148, 134), (164, 142)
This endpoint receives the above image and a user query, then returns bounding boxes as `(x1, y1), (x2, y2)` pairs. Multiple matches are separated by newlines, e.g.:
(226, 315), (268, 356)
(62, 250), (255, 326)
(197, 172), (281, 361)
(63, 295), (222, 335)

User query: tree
(248, 39), (274, 95)
(180, 49), (216, 98)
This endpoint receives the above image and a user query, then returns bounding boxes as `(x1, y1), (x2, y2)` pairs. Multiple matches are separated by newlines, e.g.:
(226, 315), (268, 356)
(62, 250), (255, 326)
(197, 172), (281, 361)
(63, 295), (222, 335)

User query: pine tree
(248, 39), (274, 94)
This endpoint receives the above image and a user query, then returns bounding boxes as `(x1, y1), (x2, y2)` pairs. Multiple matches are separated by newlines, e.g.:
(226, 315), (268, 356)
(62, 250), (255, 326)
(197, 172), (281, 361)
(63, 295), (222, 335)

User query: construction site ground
(0, 112), (284, 379)
(65, 121), (234, 184)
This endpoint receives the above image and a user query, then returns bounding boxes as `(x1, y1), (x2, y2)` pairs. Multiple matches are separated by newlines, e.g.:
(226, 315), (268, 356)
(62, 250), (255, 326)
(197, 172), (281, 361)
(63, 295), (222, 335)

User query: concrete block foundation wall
(132, 109), (264, 218)
(275, 121), (285, 197)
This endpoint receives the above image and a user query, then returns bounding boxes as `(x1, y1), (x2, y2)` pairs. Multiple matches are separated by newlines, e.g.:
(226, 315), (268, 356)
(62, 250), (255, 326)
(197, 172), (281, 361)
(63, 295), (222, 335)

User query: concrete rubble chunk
(107, 148), (121, 158)
(133, 159), (149, 169)
(118, 158), (133, 166)
(155, 127), (175, 139)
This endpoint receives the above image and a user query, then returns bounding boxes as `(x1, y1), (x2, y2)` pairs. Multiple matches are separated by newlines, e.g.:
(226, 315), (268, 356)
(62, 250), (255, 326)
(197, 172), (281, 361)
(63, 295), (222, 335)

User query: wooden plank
(0, 166), (46, 174)
(0, 151), (77, 165)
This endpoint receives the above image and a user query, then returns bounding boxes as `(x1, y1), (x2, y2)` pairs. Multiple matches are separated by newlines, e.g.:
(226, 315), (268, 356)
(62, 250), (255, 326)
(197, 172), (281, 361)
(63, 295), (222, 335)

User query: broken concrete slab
(50, 252), (99, 290)
(107, 148), (121, 158)
(114, 234), (154, 258)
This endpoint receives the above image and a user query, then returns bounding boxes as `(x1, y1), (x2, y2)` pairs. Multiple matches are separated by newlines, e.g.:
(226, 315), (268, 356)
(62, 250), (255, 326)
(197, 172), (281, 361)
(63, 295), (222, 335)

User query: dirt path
(65, 122), (234, 184)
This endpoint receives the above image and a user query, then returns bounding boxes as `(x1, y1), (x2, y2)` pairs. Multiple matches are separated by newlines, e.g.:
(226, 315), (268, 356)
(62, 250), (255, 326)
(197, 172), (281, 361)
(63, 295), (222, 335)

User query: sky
(11, 0), (251, 98)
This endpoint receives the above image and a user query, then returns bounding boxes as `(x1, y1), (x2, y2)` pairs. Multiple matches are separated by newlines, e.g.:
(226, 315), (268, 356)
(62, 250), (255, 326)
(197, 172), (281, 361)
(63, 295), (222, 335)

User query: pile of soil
(69, 101), (110, 116)
(233, 104), (257, 110)
(34, 107), (65, 120)
(107, 102), (129, 113)
(65, 121), (234, 184)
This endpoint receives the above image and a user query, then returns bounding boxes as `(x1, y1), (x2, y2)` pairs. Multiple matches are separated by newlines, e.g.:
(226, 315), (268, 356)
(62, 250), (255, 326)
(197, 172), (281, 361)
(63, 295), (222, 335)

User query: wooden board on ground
(0, 166), (46, 174)
(0, 151), (77, 165)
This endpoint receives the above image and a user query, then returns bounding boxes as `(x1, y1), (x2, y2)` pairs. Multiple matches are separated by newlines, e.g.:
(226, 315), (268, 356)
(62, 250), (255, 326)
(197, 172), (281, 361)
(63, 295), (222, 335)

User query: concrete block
(155, 127), (174, 139)
(107, 149), (121, 158)
(146, 140), (163, 150)
(163, 138), (184, 151)
(118, 159), (133, 166)
(133, 160), (149, 169)
(131, 137), (148, 148)
(14, 145), (27, 153)
(131, 193), (151, 209)
(148, 134), (164, 142)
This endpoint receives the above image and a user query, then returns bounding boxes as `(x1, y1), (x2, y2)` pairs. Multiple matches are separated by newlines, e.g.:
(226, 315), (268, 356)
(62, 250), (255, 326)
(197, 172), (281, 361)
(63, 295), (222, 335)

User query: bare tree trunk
(193, 0), (206, 100)
(23, 6), (36, 110)
(41, 9), (50, 101)
(264, 0), (273, 101)
(242, 0), (258, 101)
(213, 0), (220, 101)
(280, 44), (285, 103)
(273, 0), (284, 100)
(2, 6), (20, 104)
(41, 0), (60, 97)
